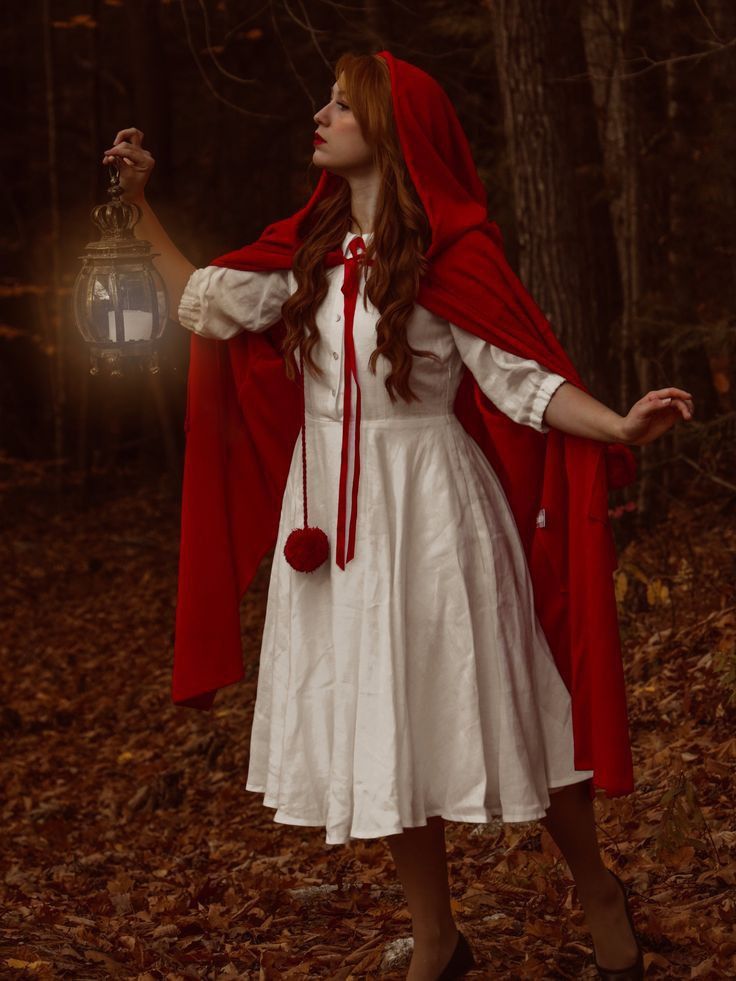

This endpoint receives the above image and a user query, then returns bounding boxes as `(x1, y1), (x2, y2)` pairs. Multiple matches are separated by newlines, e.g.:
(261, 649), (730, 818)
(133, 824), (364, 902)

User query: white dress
(178, 229), (594, 845)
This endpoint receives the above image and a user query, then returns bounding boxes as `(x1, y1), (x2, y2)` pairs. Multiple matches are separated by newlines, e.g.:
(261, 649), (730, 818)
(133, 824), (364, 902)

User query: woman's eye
(337, 101), (350, 111)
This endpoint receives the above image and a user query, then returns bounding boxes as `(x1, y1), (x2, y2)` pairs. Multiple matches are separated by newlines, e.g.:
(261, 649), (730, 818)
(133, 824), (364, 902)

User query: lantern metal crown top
(89, 170), (146, 248)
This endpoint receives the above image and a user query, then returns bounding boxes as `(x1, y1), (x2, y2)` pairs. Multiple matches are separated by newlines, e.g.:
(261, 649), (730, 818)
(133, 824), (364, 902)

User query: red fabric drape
(172, 50), (638, 798)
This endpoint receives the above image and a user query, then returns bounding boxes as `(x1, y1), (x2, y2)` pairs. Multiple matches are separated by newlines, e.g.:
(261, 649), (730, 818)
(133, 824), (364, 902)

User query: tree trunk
(41, 0), (65, 491)
(489, 0), (601, 388)
(124, 0), (172, 179)
(700, 0), (736, 417)
(579, 0), (656, 509)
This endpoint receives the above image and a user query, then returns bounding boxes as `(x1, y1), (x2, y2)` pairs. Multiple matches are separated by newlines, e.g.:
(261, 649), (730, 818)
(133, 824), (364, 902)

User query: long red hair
(281, 51), (439, 404)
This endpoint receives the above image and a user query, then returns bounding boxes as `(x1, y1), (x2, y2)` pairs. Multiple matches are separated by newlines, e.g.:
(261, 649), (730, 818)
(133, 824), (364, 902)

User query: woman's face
(312, 74), (373, 175)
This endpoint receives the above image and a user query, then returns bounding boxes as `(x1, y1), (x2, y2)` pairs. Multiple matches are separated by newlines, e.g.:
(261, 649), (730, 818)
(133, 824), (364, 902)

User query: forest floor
(1, 454), (734, 980)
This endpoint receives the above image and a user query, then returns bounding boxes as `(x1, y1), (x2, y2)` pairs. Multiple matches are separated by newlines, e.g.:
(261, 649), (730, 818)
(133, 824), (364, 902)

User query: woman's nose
(313, 104), (329, 125)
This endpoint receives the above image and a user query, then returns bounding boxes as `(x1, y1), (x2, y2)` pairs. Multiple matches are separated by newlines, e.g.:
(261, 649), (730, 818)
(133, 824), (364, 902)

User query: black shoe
(592, 869), (645, 980)
(435, 928), (477, 980)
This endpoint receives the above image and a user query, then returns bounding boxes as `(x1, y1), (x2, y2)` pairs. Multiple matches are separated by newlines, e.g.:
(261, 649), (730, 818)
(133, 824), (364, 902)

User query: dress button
(332, 351), (339, 360)
(336, 314), (342, 322)
(331, 388), (336, 396)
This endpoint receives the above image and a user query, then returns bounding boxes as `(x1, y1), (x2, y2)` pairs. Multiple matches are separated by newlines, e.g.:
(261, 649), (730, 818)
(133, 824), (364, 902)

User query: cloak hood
(173, 50), (637, 796)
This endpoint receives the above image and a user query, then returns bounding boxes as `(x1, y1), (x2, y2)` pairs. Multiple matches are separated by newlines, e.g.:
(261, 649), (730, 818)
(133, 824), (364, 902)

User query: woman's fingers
(102, 142), (147, 167)
(627, 387), (695, 444)
(646, 389), (694, 413)
(104, 141), (140, 154)
(99, 129), (153, 201)
(648, 387), (693, 400)
(112, 127), (144, 146)
(101, 128), (145, 163)
(641, 393), (693, 420)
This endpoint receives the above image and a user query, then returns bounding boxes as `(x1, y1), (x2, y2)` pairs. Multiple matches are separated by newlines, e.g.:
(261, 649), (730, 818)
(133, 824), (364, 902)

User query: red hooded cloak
(172, 50), (638, 797)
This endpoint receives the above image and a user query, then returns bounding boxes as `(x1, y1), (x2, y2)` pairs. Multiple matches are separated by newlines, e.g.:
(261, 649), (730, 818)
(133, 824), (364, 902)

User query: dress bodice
(177, 229), (567, 432)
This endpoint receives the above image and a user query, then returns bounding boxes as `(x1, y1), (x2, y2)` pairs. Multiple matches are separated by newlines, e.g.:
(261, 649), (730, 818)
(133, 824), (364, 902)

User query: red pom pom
(284, 526), (329, 572)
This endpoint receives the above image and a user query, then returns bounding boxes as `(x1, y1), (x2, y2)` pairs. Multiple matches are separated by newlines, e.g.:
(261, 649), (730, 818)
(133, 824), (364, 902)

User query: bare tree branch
(552, 34), (736, 84)
(194, 0), (260, 86)
(314, 0), (365, 13)
(221, 2), (272, 45)
(270, 3), (318, 110)
(691, 0), (725, 44)
(679, 455), (736, 494)
(289, 0), (335, 71)
(178, 0), (285, 119)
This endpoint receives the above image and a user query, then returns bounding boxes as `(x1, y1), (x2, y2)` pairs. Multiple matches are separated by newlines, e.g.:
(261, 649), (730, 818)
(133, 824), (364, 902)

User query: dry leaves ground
(1, 454), (734, 980)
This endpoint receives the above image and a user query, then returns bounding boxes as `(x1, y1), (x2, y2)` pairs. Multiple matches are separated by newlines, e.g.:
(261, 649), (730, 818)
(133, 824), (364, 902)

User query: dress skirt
(244, 411), (593, 845)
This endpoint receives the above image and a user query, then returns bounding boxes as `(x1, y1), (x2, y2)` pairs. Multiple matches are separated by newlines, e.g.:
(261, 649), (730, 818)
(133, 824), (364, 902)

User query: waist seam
(305, 410), (458, 429)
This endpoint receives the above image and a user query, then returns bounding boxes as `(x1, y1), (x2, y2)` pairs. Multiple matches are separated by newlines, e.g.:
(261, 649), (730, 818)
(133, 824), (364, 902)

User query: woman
(103, 50), (692, 981)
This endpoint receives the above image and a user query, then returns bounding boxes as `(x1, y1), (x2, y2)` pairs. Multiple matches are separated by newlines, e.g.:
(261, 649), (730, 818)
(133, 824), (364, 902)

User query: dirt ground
(1, 455), (734, 979)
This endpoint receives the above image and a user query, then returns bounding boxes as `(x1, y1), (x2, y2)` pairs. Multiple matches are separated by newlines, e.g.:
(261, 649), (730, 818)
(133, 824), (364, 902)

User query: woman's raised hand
(620, 387), (695, 446)
(101, 127), (155, 203)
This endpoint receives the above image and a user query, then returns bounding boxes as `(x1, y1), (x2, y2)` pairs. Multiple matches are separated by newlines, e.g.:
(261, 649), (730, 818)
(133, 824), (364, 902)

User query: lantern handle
(107, 159), (121, 188)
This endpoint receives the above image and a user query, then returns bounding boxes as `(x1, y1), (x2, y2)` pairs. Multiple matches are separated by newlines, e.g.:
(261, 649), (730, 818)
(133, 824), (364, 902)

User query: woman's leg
(382, 783), (639, 977)
(542, 780), (640, 969)
(385, 816), (460, 981)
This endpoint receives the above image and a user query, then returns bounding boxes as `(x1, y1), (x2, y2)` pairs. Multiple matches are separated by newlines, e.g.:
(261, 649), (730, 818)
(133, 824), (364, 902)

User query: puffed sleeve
(449, 322), (567, 433)
(177, 265), (293, 339)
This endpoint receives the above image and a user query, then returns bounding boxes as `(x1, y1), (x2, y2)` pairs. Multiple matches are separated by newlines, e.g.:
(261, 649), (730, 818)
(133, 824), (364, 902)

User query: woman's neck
(347, 174), (379, 237)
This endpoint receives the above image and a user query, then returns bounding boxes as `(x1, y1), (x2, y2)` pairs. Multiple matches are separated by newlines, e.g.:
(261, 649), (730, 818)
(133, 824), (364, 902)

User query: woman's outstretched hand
(101, 127), (155, 203)
(620, 387), (695, 446)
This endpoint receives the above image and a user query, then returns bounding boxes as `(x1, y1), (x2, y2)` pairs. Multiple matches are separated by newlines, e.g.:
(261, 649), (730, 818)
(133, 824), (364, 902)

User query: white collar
(341, 229), (373, 256)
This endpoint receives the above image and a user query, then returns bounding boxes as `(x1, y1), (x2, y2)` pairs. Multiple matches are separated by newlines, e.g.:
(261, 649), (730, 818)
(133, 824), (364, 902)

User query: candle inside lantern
(108, 309), (153, 342)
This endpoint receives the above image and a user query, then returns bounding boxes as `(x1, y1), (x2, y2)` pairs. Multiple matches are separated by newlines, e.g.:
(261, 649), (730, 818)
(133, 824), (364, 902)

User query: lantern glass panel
(82, 266), (165, 345)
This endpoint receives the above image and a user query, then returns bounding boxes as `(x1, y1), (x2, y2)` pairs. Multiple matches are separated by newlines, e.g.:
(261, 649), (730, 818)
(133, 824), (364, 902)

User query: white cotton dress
(178, 230), (594, 845)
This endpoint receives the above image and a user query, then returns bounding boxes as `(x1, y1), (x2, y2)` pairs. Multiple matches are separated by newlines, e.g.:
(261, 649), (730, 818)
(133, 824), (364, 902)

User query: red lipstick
(313, 133), (326, 145)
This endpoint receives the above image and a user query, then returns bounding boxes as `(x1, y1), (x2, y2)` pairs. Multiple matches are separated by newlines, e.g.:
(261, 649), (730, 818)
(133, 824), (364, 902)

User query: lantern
(73, 161), (168, 376)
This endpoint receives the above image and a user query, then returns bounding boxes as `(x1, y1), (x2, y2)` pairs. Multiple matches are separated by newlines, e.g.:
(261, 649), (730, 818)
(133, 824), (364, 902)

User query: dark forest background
(2, 0), (735, 507)
(2, 3), (736, 979)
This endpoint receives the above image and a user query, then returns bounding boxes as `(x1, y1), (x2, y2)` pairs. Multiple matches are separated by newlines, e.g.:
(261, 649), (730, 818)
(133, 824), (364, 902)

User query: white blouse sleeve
(449, 322), (567, 433)
(177, 265), (293, 340)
